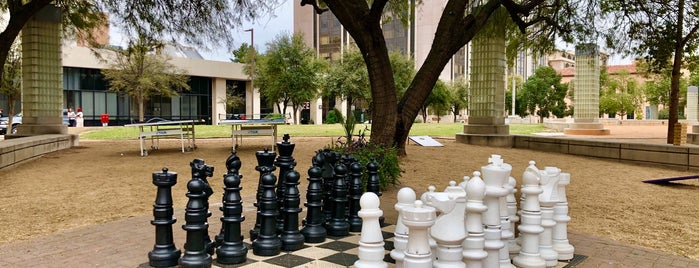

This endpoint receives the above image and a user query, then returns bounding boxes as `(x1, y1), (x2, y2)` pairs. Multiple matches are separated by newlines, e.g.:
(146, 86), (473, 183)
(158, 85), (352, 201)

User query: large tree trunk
(667, 0), (685, 144)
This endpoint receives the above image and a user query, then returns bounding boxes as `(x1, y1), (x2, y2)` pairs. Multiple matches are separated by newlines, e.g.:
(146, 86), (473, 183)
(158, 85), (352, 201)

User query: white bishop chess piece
(462, 171), (488, 268)
(354, 192), (387, 268)
(423, 181), (466, 268)
(402, 200), (436, 268)
(480, 154), (514, 268)
(391, 187), (416, 268)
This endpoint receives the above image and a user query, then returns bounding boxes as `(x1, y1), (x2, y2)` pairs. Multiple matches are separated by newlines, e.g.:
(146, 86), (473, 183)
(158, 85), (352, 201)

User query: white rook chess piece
(552, 172), (574, 260)
(424, 181), (466, 268)
(512, 161), (546, 268)
(391, 187), (416, 268)
(480, 154), (514, 268)
(402, 200), (436, 268)
(354, 192), (388, 268)
(507, 175), (521, 255)
(462, 171), (488, 268)
(539, 167), (560, 267)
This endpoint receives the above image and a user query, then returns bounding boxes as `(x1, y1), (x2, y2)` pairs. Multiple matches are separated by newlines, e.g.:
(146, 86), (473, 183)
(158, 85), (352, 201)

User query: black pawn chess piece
(275, 134), (297, 232)
(190, 158), (216, 255)
(366, 159), (385, 225)
(180, 174), (213, 267)
(280, 170), (305, 250)
(251, 148), (277, 241)
(327, 163), (350, 236)
(215, 159), (248, 264)
(301, 166), (327, 243)
(148, 168), (181, 268)
(348, 162), (364, 232)
(252, 172), (282, 256)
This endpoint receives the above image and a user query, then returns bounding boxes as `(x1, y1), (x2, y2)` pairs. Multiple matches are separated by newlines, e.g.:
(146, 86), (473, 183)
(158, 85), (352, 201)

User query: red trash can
(100, 114), (109, 126)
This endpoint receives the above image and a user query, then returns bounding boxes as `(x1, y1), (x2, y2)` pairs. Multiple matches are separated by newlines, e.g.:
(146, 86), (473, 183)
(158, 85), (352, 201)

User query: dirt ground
(0, 125), (698, 260)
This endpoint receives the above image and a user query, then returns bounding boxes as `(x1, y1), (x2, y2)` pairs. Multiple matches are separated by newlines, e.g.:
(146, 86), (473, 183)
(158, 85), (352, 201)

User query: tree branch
(369, 0), (389, 24)
(300, 0), (328, 14)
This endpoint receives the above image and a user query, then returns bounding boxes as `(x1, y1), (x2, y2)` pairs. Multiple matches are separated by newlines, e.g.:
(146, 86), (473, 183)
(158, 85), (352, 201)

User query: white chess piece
(391, 187), (416, 268)
(512, 161), (546, 268)
(538, 167), (560, 267)
(421, 185), (438, 262)
(552, 172), (574, 260)
(424, 181), (466, 268)
(507, 175), (521, 255)
(480, 154), (514, 268)
(354, 192), (388, 268)
(458, 175), (470, 190)
(462, 171), (488, 268)
(402, 200), (436, 268)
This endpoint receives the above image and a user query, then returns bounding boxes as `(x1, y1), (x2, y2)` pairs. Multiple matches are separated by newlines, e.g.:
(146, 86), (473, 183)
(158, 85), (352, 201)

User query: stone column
(456, 7), (510, 146)
(564, 43), (609, 135)
(686, 86), (698, 121)
(17, 5), (67, 135)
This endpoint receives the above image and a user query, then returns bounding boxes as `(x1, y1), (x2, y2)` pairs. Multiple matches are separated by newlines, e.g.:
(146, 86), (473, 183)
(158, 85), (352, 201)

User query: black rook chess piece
(347, 162), (364, 232)
(148, 168), (181, 268)
(251, 148), (277, 241)
(252, 172), (282, 256)
(280, 170), (305, 250)
(215, 154), (248, 264)
(327, 163), (350, 236)
(180, 173), (213, 268)
(301, 166), (327, 243)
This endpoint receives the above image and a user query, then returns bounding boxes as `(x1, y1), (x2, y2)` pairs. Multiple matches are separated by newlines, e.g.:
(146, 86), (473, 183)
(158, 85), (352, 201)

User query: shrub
(326, 108), (343, 124)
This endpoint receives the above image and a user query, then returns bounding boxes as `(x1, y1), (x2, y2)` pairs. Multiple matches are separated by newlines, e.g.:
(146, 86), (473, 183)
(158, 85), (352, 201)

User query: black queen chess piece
(215, 150), (248, 265)
(251, 148), (277, 241)
(252, 172), (282, 256)
(148, 168), (181, 268)
(301, 166), (327, 243)
(180, 171), (213, 268)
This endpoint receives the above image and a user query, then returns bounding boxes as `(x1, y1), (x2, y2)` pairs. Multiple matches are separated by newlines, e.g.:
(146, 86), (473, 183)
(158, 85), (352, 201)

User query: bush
(326, 108), (343, 124)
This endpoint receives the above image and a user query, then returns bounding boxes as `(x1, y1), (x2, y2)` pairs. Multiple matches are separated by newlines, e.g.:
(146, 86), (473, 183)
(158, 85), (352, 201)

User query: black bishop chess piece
(215, 150), (248, 265)
(301, 166), (327, 243)
(252, 172), (282, 256)
(366, 159), (384, 225)
(327, 163), (350, 237)
(347, 162), (364, 232)
(275, 134), (297, 233)
(251, 148), (277, 241)
(320, 150), (339, 222)
(280, 169), (305, 251)
(216, 148), (240, 245)
(148, 168), (181, 268)
(180, 172), (213, 268)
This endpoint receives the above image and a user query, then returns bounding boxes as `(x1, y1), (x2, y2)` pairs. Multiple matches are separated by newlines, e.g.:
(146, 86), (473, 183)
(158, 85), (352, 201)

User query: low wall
(512, 135), (699, 171)
(0, 134), (78, 170)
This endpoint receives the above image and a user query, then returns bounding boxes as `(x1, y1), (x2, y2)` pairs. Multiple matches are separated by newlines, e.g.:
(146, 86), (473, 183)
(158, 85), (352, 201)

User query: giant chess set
(145, 134), (586, 267)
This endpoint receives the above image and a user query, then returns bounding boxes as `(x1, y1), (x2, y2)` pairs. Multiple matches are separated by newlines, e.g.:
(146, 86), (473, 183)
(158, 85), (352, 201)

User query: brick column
(564, 44), (609, 135)
(17, 5), (67, 135)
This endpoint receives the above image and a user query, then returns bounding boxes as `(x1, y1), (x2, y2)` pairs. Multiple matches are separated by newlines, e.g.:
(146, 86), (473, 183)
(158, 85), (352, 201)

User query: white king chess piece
(480, 154), (515, 268)
(423, 181), (467, 268)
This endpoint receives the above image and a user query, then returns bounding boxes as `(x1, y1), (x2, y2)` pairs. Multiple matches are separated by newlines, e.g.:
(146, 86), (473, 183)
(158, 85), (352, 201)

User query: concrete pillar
(211, 78), (227, 125)
(311, 97), (323, 125)
(686, 86), (698, 121)
(246, 80), (261, 119)
(564, 44), (609, 135)
(17, 5), (67, 135)
(456, 7), (511, 146)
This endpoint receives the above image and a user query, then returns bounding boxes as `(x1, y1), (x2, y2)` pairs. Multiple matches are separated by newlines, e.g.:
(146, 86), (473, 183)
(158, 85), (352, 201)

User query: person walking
(76, 108), (84, 127)
(67, 108), (76, 127)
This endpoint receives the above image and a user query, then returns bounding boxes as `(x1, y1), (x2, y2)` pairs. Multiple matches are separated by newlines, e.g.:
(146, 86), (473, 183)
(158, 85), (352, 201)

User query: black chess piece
(275, 134), (296, 232)
(148, 168), (181, 267)
(327, 163), (350, 236)
(301, 166), (327, 243)
(215, 155), (248, 264)
(216, 149), (241, 246)
(190, 158), (216, 255)
(365, 159), (385, 225)
(321, 150), (339, 222)
(252, 172), (282, 256)
(180, 173), (213, 268)
(347, 162), (364, 232)
(251, 148), (277, 241)
(280, 169), (305, 250)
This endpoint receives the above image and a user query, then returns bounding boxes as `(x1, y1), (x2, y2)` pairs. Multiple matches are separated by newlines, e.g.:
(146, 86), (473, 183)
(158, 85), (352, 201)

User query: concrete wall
(0, 135), (77, 170)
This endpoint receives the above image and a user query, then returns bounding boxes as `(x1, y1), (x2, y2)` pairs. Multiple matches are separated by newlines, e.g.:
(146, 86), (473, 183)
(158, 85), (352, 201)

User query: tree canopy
(519, 66), (569, 123)
(599, 69), (643, 119)
(447, 77), (469, 123)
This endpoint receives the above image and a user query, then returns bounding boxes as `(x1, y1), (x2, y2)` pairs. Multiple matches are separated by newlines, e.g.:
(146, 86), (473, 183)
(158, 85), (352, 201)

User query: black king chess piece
(301, 165), (327, 243)
(251, 148), (277, 241)
(275, 134), (296, 233)
(280, 169), (305, 250)
(347, 162), (364, 232)
(180, 170), (213, 268)
(327, 163), (350, 236)
(252, 172), (282, 256)
(148, 168), (181, 267)
(215, 150), (248, 264)
(190, 158), (216, 254)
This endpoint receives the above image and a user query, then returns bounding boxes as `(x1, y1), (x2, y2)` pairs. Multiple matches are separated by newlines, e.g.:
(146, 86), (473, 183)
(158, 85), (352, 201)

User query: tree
(322, 47), (370, 118)
(255, 32), (325, 123)
(519, 66), (569, 123)
(602, 0), (699, 143)
(599, 69), (643, 119)
(302, 0), (585, 155)
(504, 73), (524, 117)
(447, 77), (469, 122)
(422, 80), (450, 123)
(231, 43), (253, 63)
(1, 41), (21, 129)
(101, 36), (190, 122)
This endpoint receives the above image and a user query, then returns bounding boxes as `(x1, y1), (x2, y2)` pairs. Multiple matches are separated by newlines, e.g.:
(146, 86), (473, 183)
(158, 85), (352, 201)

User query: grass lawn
(80, 122), (551, 140)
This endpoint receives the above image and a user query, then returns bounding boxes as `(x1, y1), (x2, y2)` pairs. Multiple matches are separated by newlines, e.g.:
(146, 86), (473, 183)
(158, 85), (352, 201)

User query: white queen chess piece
(480, 155), (514, 268)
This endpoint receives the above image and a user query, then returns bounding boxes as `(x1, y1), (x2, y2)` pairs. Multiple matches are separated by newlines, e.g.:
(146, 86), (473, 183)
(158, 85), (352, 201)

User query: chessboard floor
(198, 224), (587, 268)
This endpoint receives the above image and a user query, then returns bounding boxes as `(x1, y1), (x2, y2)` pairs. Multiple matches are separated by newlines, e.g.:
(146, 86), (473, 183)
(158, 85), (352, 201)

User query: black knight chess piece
(148, 168), (181, 267)
(180, 172), (213, 268)
(190, 158), (215, 254)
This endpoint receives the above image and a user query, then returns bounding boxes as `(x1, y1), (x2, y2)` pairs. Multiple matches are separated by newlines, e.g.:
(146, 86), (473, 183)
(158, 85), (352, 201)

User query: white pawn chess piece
(391, 187), (416, 268)
(538, 167), (560, 267)
(402, 200), (436, 268)
(458, 175), (470, 190)
(424, 181), (466, 268)
(421, 185), (438, 262)
(552, 172), (574, 260)
(354, 192), (388, 268)
(462, 171), (488, 268)
(480, 154), (514, 268)
(512, 161), (546, 268)
(507, 176), (521, 255)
